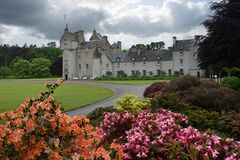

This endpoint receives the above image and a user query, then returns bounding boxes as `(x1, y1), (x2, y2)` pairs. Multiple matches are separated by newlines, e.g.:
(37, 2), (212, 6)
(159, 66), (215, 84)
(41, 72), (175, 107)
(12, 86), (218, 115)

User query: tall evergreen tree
(198, 0), (240, 71)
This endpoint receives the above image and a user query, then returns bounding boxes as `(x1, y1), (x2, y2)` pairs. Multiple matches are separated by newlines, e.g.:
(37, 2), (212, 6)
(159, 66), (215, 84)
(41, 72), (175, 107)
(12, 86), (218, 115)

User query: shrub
(219, 111), (240, 140)
(87, 106), (116, 127)
(164, 75), (201, 92)
(182, 85), (240, 112)
(163, 75), (240, 112)
(151, 93), (191, 113)
(221, 76), (240, 90)
(186, 108), (219, 131)
(115, 94), (151, 113)
(0, 80), (123, 159)
(143, 82), (168, 97)
(99, 110), (240, 159)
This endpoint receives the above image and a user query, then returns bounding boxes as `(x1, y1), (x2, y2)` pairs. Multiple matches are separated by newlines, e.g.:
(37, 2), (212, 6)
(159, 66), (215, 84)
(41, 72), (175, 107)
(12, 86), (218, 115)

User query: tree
(9, 56), (23, 70)
(50, 57), (62, 76)
(13, 59), (30, 78)
(0, 66), (11, 78)
(198, 0), (240, 71)
(30, 58), (52, 78)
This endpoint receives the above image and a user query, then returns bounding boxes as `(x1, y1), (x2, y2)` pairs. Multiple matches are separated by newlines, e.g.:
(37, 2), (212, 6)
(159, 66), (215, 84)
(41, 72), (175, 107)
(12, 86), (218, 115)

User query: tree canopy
(198, 0), (240, 71)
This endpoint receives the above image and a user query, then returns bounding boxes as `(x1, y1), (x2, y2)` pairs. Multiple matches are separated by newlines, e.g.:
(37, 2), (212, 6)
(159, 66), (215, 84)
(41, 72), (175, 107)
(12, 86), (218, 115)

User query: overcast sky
(0, 0), (215, 49)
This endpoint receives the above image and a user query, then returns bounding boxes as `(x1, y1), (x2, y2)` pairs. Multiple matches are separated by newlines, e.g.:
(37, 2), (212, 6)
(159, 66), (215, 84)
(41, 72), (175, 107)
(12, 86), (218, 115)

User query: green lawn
(94, 79), (171, 85)
(0, 80), (113, 113)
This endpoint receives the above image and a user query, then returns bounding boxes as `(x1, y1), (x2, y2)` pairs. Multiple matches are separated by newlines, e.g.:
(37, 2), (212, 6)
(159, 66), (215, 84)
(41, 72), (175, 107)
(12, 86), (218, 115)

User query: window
(86, 64), (89, 69)
(180, 50), (184, 56)
(116, 57), (120, 67)
(106, 64), (109, 68)
(180, 69), (184, 75)
(85, 48), (88, 53)
(132, 70), (135, 76)
(157, 56), (161, 65)
(157, 70), (161, 76)
(143, 57), (146, 65)
(180, 59), (183, 65)
(79, 64), (81, 70)
(131, 58), (135, 65)
(168, 69), (172, 76)
(143, 70), (146, 76)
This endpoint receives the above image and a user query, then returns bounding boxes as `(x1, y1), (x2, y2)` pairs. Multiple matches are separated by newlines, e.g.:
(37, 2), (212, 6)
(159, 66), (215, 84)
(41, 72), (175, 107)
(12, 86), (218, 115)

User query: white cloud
(0, 0), (212, 47)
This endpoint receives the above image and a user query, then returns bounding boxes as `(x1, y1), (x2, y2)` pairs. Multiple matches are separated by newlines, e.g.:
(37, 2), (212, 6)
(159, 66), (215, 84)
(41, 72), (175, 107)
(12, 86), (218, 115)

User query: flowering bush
(99, 109), (240, 159)
(115, 94), (151, 113)
(143, 82), (168, 98)
(0, 80), (123, 160)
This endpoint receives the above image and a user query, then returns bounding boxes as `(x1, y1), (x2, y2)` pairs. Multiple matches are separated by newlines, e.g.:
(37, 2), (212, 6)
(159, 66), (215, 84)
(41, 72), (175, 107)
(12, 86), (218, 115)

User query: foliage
(50, 57), (63, 76)
(186, 108), (219, 131)
(221, 76), (240, 90)
(9, 56), (23, 70)
(219, 111), (240, 140)
(0, 80), (123, 159)
(13, 59), (30, 78)
(198, 0), (240, 70)
(87, 106), (116, 127)
(0, 66), (11, 78)
(163, 75), (240, 112)
(115, 94), (151, 113)
(143, 82), (168, 97)
(99, 110), (240, 159)
(30, 58), (52, 78)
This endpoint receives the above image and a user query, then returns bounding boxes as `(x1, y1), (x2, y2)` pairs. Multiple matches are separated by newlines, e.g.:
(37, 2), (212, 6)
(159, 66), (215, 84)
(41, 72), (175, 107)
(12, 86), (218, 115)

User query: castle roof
(106, 50), (172, 63)
(173, 39), (196, 51)
(93, 48), (101, 59)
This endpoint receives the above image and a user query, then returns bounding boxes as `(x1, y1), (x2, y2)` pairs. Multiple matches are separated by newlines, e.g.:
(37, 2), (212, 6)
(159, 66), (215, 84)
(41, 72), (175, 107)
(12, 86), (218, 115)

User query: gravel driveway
(65, 81), (148, 116)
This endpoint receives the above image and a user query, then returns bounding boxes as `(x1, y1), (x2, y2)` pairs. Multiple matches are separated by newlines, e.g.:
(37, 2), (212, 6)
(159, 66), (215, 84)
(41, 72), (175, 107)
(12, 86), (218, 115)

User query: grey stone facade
(60, 27), (204, 80)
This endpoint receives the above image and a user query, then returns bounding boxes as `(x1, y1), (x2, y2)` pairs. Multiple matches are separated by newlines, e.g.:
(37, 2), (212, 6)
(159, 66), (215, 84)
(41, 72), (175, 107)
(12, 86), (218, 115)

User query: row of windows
(130, 69), (173, 76)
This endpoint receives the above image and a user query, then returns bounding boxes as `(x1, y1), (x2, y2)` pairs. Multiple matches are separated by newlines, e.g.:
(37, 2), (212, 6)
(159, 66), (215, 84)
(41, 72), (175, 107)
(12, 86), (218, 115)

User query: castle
(60, 26), (204, 80)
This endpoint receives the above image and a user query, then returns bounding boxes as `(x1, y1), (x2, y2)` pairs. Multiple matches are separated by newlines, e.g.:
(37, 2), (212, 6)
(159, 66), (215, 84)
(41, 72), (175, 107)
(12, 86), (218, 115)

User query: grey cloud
(34, 7), (108, 40)
(0, 0), (108, 40)
(103, 1), (207, 37)
(0, 0), (48, 26)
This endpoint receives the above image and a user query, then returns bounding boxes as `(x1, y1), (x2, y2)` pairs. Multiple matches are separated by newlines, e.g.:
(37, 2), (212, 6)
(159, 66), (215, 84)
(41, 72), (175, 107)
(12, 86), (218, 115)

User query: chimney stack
(78, 30), (85, 43)
(117, 41), (122, 51)
(173, 36), (177, 46)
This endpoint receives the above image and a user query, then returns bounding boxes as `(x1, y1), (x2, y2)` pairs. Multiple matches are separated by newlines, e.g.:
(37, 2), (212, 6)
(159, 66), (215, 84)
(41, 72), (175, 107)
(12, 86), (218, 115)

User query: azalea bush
(163, 75), (240, 112)
(115, 94), (151, 113)
(143, 82), (168, 98)
(99, 109), (240, 159)
(0, 80), (123, 160)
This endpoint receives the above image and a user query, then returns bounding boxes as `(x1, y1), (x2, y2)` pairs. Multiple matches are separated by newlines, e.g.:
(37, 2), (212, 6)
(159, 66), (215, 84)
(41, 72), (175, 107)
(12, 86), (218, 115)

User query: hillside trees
(0, 42), (63, 78)
(198, 0), (240, 71)
(13, 59), (30, 78)
(30, 58), (52, 78)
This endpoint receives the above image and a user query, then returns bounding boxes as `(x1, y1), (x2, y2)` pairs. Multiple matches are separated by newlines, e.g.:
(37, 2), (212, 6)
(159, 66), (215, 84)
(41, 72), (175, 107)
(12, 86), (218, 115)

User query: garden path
(65, 80), (148, 116)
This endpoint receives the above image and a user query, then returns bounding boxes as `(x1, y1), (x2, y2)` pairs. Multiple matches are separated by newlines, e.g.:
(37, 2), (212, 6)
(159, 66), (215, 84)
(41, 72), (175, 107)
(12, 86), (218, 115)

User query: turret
(90, 29), (98, 41)
(78, 30), (85, 43)
(173, 36), (177, 46)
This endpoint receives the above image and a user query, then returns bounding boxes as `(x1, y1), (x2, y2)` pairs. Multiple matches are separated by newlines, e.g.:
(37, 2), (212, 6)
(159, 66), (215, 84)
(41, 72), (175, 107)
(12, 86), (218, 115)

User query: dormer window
(131, 58), (135, 65)
(180, 49), (184, 56)
(157, 56), (161, 65)
(143, 57), (146, 65)
(116, 57), (120, 67)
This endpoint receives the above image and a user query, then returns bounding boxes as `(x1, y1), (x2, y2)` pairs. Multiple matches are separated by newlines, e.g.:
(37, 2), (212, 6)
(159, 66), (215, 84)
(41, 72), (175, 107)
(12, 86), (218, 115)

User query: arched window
(157, 56), (161, 65)
(131, 58), (135, 65)
(116, 57), (120, 67)
(143, 56), (146, 65)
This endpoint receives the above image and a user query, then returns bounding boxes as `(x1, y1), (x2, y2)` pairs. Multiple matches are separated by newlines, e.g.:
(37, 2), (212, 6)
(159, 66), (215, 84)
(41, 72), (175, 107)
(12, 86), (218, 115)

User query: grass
(94, 79), (171, 85)
(0, 79), (113, 113)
